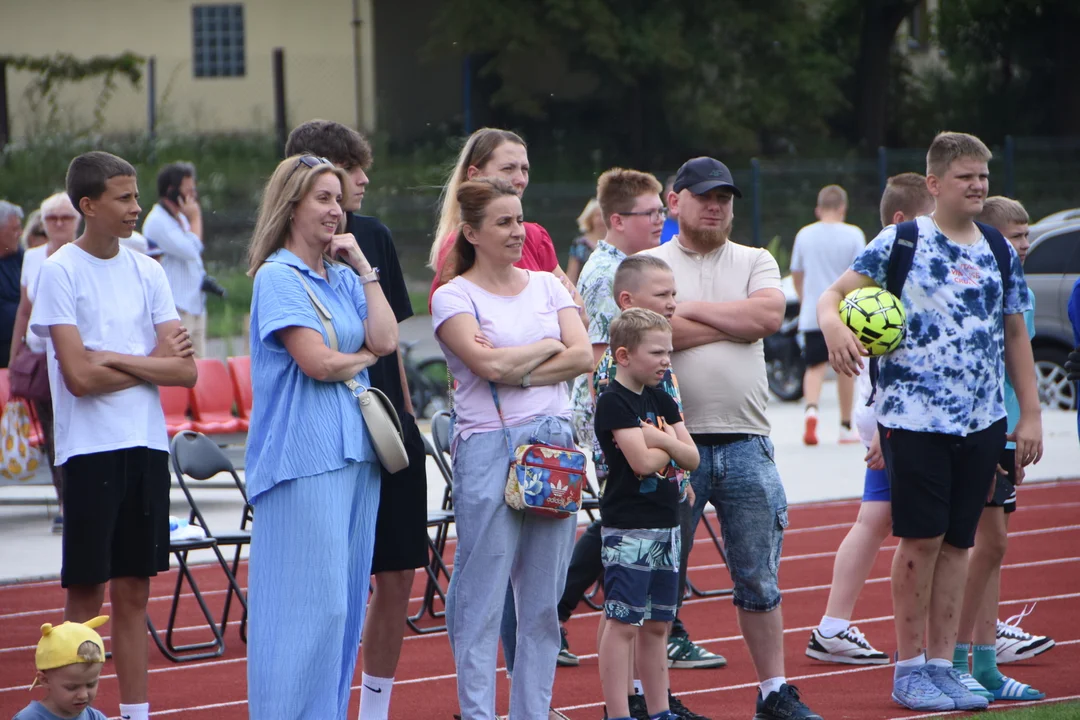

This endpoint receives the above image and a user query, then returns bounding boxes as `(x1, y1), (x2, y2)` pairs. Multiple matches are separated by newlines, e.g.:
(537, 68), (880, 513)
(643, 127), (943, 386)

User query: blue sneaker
(926, 663), (990, 711)
(892, 666), (955, 711)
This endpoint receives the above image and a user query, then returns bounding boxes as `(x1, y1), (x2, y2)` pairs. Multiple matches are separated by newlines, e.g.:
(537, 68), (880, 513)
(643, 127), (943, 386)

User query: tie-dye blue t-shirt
(851, 216), (1029, 436)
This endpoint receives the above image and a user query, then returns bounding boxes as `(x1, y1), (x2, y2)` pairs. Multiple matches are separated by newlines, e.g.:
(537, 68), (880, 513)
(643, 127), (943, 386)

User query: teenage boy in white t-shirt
(30, 151), (198, 720)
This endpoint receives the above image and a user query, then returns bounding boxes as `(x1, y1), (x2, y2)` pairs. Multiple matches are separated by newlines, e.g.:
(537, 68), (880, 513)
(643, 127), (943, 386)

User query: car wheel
(1033, 346), (1077, 411)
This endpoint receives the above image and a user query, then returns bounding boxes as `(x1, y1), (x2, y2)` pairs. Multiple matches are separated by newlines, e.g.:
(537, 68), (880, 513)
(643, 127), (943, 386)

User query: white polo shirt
(642, 236), (782, 435)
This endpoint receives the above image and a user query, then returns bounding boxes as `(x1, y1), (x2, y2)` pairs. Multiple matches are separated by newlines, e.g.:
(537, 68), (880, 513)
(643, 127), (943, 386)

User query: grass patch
(930, 701), (1080, 719)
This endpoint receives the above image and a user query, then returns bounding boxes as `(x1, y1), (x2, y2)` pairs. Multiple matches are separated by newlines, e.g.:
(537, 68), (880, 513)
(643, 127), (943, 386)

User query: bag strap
(288, 265), (364, 395)
(974, 220), (1015, 302)
(868, 220), (919, 402)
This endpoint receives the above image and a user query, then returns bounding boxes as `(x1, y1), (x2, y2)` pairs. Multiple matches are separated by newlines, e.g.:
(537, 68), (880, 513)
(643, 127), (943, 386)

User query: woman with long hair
(245, 155), (398, 720)
(427, 128), (585, 319)
(432, 178), (593, 719)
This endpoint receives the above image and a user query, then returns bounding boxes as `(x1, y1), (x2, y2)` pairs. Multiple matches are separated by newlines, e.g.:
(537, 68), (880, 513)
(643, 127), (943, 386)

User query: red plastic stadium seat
(160, 385), (193, 437)
(226, 356), (252, 431)
(190, 359), (242, 434)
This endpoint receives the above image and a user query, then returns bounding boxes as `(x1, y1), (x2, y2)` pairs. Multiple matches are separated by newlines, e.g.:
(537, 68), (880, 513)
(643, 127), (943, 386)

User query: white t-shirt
(29, 243), (180, 465)
(790, 221), (865, 331)
(854, 370), (876, 448)
(20, 246), (48, 353)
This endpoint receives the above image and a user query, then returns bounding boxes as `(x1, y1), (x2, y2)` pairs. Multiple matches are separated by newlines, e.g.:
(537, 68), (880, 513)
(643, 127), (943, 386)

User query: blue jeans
(686, 436), (788, 612)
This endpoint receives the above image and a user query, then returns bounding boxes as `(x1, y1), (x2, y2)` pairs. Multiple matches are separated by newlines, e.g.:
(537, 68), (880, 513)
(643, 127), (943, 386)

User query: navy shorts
(862, 467), (891, 502)
(601, 526), (680, 626)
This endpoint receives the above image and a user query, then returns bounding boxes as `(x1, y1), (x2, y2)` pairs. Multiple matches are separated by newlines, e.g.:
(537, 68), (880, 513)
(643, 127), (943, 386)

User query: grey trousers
(445, 416), (577, 720)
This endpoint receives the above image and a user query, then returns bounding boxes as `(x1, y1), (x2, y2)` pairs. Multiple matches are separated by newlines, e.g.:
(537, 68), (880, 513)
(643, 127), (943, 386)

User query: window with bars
(193, 4), (246, 78)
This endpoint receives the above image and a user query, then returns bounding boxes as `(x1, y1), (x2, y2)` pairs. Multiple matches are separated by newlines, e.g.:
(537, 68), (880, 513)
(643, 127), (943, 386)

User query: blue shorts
(601, 526), (680, 626)
(862, 467), (890, 503)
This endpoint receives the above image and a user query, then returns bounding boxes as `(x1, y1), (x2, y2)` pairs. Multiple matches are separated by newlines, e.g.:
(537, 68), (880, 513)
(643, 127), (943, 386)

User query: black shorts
(880, 418), (1006, 549)
(987, 448), (1017, 514)
(61, 448), (171, 587)
(370, 413), (430, 574)
(801, 330), (829, 366)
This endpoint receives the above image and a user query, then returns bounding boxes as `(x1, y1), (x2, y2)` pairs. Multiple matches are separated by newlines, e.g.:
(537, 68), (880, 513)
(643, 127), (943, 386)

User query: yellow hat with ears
(30, 616), (108, 689)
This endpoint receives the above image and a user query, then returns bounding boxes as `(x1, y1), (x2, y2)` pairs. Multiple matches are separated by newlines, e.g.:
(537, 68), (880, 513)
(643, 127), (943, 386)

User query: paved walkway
(2, 377), (1076, 585)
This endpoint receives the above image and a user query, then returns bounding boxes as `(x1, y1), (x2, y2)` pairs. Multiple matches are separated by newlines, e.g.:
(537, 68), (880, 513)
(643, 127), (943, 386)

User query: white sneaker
(838, 426), (861, 444)
(996, 605), (1055, 664)
(805, 626), (889, 665)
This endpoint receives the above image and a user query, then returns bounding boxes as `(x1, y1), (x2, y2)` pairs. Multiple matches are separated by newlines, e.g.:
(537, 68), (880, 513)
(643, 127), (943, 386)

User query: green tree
(428, 0), (845, 164)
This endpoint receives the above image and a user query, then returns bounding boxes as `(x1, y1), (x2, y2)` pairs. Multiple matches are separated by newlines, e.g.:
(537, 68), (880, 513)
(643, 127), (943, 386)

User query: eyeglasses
(43, 215), (78, 224)
(619, 208), (668, 223)
(285, 155), (333, 184)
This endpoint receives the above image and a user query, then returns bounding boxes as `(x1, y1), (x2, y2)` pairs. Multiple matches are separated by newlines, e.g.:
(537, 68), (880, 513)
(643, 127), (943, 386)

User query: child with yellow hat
(15, 616), (109, 720)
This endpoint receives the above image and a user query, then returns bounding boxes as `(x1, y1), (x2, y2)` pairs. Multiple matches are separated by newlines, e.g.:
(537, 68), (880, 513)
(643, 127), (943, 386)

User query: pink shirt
(432, 271), (576, 440)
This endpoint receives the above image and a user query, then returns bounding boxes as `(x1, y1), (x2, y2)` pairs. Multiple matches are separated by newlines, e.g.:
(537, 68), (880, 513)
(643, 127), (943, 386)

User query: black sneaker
(668, 690), (711, 719)
(753, 684), (823, 720)
(557, 625), (580, 667)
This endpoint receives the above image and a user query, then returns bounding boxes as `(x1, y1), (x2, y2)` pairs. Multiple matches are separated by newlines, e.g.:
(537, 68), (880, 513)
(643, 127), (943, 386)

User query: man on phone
(142, 162), (208, 357)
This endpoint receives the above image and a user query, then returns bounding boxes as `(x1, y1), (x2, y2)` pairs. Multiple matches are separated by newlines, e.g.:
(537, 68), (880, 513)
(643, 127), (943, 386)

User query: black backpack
(866, 219), (1016, 401)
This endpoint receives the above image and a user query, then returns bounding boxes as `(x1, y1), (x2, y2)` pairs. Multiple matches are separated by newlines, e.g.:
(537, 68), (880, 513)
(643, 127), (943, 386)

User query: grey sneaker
(891, 666), (955, 711)
(667, 634), (727, 669)
(925, 663), (990, 710)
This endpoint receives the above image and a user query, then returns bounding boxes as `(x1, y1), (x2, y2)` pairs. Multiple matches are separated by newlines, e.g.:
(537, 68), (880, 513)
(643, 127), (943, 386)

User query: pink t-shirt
(432, 271), (576, 440)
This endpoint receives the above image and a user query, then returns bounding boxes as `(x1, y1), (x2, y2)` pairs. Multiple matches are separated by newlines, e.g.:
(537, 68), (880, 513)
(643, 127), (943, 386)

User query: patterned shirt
(592, 348), (686, 491)
(570, 240), (626, 446)
(851, 216), (1029, 436)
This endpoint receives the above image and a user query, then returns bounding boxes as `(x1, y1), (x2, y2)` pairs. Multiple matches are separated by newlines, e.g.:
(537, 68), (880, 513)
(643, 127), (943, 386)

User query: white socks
(759, 676), (785, 699)
(817, 615), (850, 638)
(119, 703), (149, 720)
(359, 673), (394, 720)
(894, 653), (926, 681)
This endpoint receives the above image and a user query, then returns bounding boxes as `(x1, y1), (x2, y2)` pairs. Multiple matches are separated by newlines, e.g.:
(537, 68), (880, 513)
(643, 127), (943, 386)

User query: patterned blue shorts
(601, 526), (680, 626)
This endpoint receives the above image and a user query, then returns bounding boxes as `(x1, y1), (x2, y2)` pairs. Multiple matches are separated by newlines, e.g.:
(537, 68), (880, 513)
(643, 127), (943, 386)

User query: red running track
(1, 480), (1079, 719)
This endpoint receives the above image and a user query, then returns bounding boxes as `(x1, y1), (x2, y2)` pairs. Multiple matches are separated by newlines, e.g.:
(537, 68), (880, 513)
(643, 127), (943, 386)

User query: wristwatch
(357, 267), (380, 285)
(520, 372), (532, 388)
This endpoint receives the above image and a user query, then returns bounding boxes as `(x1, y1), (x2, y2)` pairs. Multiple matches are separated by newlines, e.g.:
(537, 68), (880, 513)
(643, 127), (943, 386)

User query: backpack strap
(974, 220), (1015, 302)
(868, 220), (919, 401)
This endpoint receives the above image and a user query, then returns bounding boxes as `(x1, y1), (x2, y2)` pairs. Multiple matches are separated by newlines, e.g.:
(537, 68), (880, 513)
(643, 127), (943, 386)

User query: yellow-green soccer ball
(839, 287), (906, 356)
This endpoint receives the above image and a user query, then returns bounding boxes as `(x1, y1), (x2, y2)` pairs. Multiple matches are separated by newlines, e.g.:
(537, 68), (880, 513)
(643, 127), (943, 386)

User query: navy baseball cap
(673, 157), (742, 198)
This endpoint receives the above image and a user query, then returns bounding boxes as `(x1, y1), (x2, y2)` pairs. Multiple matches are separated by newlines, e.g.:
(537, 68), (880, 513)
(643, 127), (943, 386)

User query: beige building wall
(0, 0), (360, 137)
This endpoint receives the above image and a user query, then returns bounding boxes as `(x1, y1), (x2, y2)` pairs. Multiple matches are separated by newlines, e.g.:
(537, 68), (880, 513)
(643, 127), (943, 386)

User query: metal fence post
(1004, 135), (1016, 198)
(751, 158), (761, 247)
(147, 57), (157, 142)
(878, 146), (888, 196)
(462, 55), (473, 135)
(272, 48), (287, 158)
(0, 59), (9, 150)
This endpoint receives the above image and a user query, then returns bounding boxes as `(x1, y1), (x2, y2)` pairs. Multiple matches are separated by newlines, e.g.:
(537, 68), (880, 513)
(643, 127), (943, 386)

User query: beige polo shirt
(642, 236), (782, 435)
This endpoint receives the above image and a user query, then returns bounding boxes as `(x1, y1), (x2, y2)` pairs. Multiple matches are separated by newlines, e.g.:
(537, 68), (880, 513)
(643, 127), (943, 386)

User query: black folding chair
(147, 431), (251, 662)
(407, 415), (456, 634)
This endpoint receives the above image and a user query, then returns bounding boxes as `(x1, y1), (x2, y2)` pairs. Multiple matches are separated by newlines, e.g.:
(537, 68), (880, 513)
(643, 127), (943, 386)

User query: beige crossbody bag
(289, 266), (409, 473)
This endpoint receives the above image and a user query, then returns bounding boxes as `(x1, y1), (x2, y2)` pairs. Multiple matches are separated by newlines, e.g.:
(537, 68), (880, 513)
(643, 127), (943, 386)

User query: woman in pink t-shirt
(432, 178), (592, 720)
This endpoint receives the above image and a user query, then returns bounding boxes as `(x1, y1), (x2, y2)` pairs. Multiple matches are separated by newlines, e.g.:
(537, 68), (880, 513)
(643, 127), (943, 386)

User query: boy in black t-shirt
(595, 308), (700, 720)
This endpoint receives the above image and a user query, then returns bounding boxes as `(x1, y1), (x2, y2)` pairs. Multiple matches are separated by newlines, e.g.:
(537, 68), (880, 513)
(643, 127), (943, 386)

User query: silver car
(1025, 219), (1080, 410)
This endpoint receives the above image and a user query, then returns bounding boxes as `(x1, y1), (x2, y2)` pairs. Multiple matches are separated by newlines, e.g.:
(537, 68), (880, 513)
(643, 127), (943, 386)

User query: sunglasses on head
(285, 155), (333, 184)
